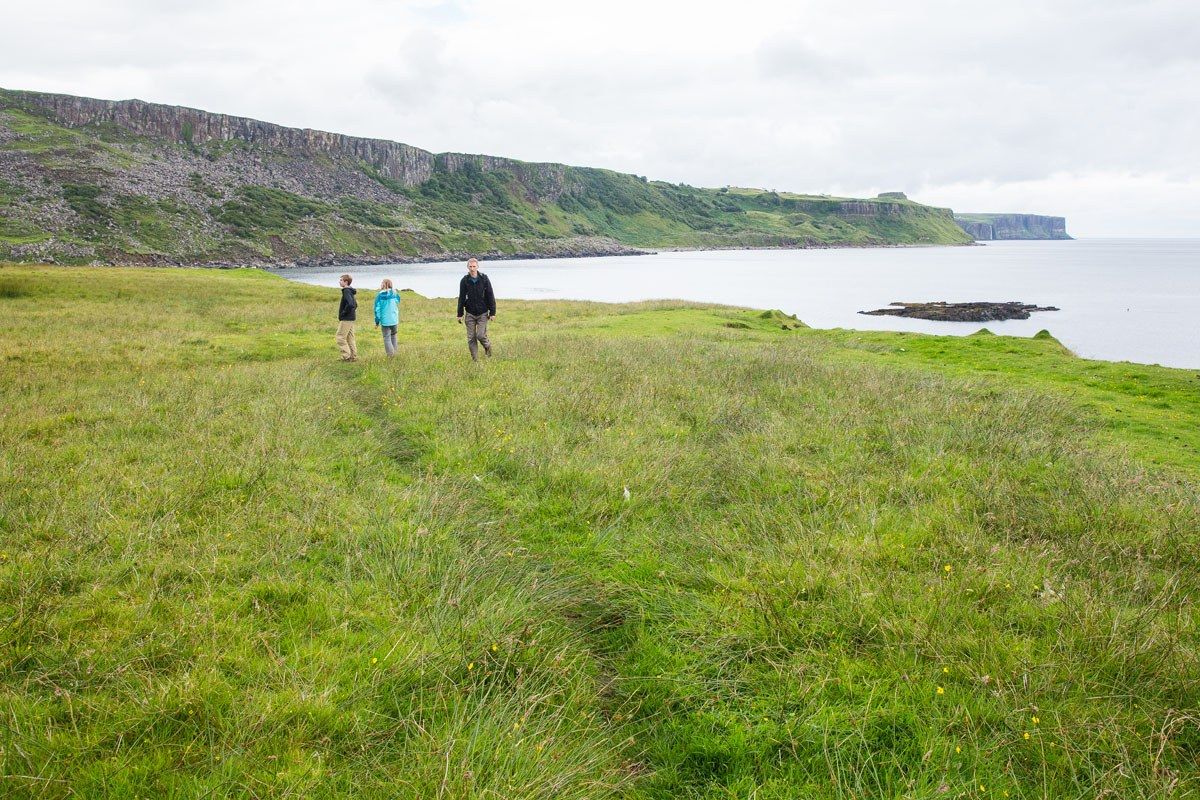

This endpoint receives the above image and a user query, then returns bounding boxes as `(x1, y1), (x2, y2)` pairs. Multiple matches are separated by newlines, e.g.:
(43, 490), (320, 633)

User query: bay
(283, 238), (1200, 369)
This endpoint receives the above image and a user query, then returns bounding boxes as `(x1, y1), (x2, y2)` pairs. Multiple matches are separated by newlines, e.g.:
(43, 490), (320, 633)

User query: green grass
(392, 164), (974, 253)
(0, 178), (21, 207)
(62, 183), (108, 221)
(0, 216), (50, 246)
(0, 109), (96, 156)
(390, 164), (972, 255)
(1, 265), (1197, 798)
(0, 108), (136, 170)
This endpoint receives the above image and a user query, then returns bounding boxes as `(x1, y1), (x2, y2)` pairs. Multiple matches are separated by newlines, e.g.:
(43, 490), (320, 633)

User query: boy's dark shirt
(457, 273), (496, 317)
(338, 287), (357, 321)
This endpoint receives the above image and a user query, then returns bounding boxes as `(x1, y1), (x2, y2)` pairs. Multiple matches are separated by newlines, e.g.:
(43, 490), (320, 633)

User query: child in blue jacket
(374, 279), (401, 357)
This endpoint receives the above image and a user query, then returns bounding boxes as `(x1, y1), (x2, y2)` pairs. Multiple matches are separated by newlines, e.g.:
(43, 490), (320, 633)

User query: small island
(860, 301), (1060, 322)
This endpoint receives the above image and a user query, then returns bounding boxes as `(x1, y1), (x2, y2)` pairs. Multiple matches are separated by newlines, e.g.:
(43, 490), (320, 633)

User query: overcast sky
(3, 0), (1198, 235)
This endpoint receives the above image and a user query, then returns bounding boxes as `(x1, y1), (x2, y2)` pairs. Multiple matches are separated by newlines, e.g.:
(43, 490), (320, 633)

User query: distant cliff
(0, 88), (973, 267)
(954, 213), (1071, 240)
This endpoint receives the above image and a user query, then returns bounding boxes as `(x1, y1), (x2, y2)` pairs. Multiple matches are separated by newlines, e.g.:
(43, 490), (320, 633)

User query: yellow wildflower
(937, 686), (945, 695)
(468, 662), (474, 671)
(1032, 715), (1040, 724)
(371, 657), (378, 664)
(1023, 732), (1031, 740)
(944, 564), (952, 573)
(955, 745), (961, 753)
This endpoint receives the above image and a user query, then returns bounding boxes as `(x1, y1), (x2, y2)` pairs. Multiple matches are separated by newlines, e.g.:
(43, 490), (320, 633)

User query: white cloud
(2, 0), (1197, 233)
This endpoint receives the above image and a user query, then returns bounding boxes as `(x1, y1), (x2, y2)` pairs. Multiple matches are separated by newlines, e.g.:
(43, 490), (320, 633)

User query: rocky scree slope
(0, 88), (972, 266)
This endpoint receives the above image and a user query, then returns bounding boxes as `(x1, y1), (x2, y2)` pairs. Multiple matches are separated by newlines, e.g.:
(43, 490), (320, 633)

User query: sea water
(283, 238), (1200, 369)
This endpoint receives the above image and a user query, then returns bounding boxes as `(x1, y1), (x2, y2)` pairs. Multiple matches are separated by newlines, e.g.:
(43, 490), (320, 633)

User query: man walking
(336, 273), (358, 362)
(456, 258), (496, 360)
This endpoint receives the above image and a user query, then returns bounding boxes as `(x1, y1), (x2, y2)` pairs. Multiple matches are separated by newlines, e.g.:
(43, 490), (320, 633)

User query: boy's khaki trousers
(336, 321), (357, 360)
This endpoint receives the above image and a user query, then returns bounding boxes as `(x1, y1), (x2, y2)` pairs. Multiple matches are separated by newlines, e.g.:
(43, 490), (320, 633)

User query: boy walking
(456, 258), (496, 361)
(336, 273), (358, 362)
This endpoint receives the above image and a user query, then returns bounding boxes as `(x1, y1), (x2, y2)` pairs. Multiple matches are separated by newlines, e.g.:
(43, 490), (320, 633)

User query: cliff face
(0, 87), (974, 267)
(954, 213), (1071, 240)
(8, 89), (571, 192)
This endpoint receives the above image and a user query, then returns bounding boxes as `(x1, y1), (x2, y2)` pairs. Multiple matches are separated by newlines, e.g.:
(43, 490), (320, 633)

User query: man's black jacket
(338, 287), (357, 321)
(457, 273), (496, 317)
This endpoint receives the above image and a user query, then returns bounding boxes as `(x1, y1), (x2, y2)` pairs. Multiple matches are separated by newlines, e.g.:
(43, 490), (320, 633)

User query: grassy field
(1, 264), (1197, 798)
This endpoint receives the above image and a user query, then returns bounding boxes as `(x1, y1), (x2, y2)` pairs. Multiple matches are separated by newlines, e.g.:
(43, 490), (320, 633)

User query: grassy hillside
(2, 265), (1197, 798)
(0, 88), (972, 266)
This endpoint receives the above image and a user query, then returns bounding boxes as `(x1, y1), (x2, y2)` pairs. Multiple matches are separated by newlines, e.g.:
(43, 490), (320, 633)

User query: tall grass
(1, 265), (1197, 798)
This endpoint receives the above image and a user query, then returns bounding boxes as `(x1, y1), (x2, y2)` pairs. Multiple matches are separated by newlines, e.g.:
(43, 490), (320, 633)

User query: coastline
(4, 238), (983, 271)
(268, 238), (1200, 370)
(261, 238), (979, 271)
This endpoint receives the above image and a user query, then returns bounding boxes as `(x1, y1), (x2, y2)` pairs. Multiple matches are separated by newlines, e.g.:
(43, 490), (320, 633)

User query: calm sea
(283, 238), (1200, 369)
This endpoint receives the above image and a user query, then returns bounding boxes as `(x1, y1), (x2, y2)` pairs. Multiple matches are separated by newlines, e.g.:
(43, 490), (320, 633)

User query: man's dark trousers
(464, 313), (491, 360)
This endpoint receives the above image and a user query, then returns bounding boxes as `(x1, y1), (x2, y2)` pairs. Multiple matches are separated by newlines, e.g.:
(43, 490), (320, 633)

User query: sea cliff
(0, 88), (972, 266)
(954, 213), (1071, 240)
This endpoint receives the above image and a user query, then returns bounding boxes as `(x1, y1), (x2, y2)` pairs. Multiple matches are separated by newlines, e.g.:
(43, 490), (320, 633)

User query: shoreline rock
(4, 239), (986, 270)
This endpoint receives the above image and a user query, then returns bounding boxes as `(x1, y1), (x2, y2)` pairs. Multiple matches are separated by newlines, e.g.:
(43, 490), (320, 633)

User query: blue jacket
(374, 289), (400, 327)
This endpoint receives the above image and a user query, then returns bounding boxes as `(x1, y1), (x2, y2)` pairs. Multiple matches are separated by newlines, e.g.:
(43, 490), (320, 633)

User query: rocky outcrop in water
(860, 301), (1060, 322)
(954, 214), (1071, 240)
